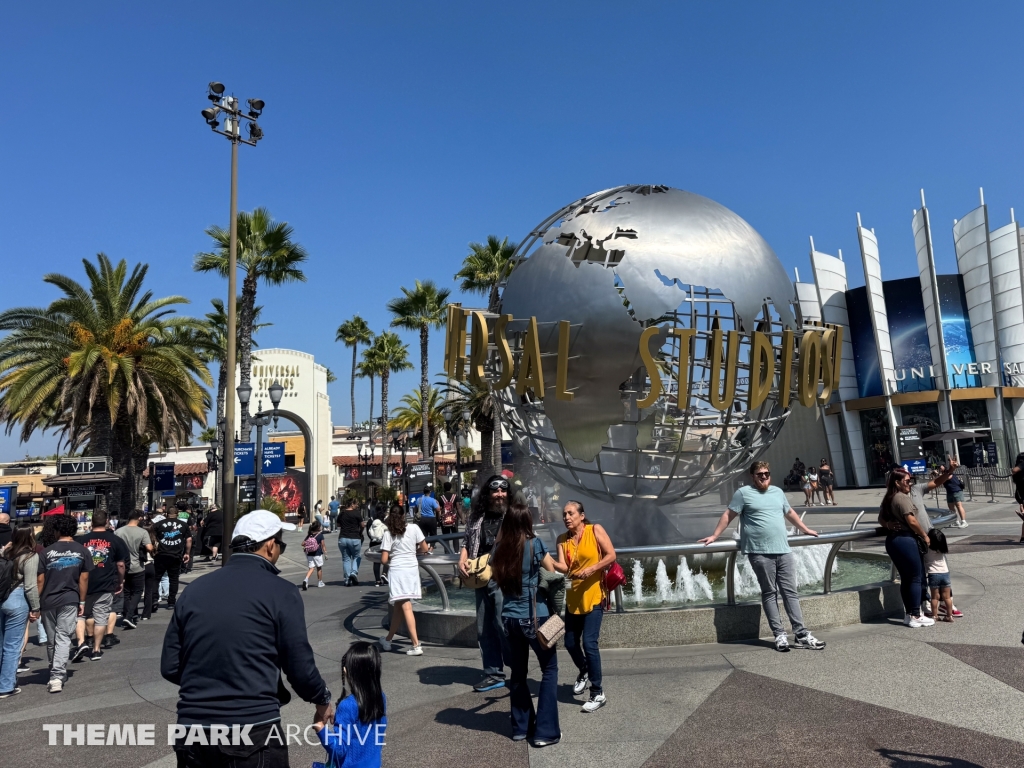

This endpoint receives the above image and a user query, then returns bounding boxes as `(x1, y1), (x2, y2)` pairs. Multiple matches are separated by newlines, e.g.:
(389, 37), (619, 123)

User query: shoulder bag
(604, 561), (626, 592)
(461, 553), (491, 589)
(530, 539), (564, 649)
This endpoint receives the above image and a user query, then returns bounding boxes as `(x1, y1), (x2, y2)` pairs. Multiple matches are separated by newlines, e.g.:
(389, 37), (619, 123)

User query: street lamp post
(390, 428), (414, 515)
(204, 419), (227, 509)
(454, 408), (470, 493)
(201, 80), (264, 565)
(205, 436), (220, 492)
(357, 443), (375, 508)
(242, 381), (284, 508)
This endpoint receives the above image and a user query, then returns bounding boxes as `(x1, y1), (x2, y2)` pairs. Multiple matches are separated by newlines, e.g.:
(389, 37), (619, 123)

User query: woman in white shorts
(379, 504), (429, 656)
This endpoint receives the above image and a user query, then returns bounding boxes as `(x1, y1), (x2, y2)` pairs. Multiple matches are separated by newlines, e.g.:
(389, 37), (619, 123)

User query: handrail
(365, 509), (959, 612)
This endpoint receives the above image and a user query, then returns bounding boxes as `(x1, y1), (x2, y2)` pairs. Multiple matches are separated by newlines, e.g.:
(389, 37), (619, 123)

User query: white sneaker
(960, 521), (969, 528)
(793, 633), (826, 650)
(317, 581), (326, 588)
(47, 678), (63, 694)
(379, 638), (392, 651)
(918, 615), (935, 626)
(581, 693), (606, 712)
(573, 672), (589, 695)
(406, 645), (424, 656)
(774, 634), (790, 652)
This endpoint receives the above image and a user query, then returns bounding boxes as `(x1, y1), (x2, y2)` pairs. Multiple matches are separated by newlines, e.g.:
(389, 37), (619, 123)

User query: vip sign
(444, 304), (843, 412)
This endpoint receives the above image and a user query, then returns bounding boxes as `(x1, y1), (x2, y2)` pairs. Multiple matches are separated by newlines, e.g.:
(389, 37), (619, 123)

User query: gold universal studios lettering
(443, 309), (573, 401)
(444, 309), (843, 413)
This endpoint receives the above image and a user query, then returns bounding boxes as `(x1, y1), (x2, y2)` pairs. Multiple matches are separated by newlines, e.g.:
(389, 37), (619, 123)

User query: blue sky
(2, 2), (1024, 457)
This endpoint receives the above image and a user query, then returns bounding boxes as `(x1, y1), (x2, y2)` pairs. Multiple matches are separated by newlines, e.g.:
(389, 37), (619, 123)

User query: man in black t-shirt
(73, 510), (128, 661)
(154, 514), (192, 608)
(40, 515), (94, 693)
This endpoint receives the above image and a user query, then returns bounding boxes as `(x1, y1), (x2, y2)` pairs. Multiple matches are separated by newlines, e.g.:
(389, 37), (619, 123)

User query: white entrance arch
(234, 349), (332, 505)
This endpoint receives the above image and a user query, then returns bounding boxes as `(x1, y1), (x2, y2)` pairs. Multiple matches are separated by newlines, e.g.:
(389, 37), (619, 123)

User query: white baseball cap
(232, 510), (296, 544)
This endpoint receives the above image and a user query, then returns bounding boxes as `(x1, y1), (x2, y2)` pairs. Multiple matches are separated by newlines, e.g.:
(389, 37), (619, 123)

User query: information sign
(234, 443), (255, 477)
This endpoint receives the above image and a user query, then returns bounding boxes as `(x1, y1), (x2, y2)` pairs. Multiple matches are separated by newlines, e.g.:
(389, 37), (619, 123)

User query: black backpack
(0, 554), (18, 604)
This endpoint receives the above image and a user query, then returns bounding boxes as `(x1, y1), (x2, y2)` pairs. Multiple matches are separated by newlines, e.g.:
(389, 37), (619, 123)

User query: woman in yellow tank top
(553, 500), (616, 713)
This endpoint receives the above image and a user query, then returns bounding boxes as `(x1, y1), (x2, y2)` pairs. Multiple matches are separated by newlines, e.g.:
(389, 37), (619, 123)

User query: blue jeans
(886, 532), (924, 615)
(475, 581), (509, 678)
(0, 587), (29, 692)
(339, 538), (362, 580)
(564, 607), (604, 694)
(504, 618), (559, 741)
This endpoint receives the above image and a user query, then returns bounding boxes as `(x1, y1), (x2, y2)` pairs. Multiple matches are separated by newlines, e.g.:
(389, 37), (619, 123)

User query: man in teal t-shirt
(699, 460), (827, 653)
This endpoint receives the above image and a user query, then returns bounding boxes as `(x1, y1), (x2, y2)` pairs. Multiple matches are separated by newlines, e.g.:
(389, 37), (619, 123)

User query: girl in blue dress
(314, 641), (387, 768)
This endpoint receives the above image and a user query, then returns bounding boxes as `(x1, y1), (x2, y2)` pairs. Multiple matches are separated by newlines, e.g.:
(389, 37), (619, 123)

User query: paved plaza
(4, 488), (1024, 767)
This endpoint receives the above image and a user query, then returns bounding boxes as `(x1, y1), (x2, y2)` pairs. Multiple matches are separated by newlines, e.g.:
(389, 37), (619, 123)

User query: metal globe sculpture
(495, 185), (802, 505)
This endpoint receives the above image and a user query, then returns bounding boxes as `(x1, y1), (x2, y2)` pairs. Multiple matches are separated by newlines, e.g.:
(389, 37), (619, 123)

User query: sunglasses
(274, 537), (287, 554)
(754, 472), (771, 478)
(488, 480), (510, 491)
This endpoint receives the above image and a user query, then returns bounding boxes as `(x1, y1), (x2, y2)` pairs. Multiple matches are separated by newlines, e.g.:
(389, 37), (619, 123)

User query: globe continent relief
(497, 185), (799, 505)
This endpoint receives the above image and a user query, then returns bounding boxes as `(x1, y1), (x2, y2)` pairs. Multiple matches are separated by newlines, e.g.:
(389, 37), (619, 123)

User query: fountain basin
(408, 551), (904, 648)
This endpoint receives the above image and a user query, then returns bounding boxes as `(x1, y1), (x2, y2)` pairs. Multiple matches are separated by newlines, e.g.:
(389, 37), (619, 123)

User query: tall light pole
(357, 442), (375, 508)
(201, 81), (264, 564)
(455, 408), (470, 492)
(243, 381), (284, 507)
(390, 427), (415, 515)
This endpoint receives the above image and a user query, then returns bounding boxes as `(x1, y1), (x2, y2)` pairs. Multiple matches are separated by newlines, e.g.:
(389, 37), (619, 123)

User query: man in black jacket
(161, 510), (332, 767)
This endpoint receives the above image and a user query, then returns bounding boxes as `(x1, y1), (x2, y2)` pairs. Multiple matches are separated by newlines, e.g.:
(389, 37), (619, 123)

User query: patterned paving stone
(930, 642), (1024, 693)
(381, 687), (530, 768)
(642, 670), (1024, 768)
(947, 535), (1024, 555)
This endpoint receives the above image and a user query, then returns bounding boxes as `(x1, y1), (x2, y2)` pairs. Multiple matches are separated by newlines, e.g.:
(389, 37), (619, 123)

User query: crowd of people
(782, 457), (837, 506)
(0, 453), (993, 764)
(0, 500), (208, 698)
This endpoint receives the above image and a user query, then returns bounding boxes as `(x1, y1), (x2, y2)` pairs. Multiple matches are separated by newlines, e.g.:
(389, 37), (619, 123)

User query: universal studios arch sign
(443, 304), (845, 413)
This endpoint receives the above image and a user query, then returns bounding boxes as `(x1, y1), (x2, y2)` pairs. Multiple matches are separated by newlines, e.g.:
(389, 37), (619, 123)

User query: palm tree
(387, 387), (446, 453)
(194, 207), (308, 441)
(198, 426), (219, 443)
(439, 377), (497, 472)
(325, 368), (337, 384)
(356, 356), (376, 437)
(363, 332), (412, 487)
(387, 281), (450, 458)
(336, 315), (374, 432)
(454, 235), (517, 475)
(455, 235), (517, 314)
(0, 254), (212, 513)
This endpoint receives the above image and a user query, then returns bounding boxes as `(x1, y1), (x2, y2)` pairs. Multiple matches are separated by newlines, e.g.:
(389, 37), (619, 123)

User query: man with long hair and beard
(458, 475), (513, 692)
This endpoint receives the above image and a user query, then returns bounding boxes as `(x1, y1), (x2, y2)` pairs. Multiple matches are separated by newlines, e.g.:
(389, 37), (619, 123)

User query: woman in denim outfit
(490, 503), (560, 747)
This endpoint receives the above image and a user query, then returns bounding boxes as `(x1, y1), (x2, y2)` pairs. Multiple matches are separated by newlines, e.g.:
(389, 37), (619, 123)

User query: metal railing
(364, 509), (957, 613)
